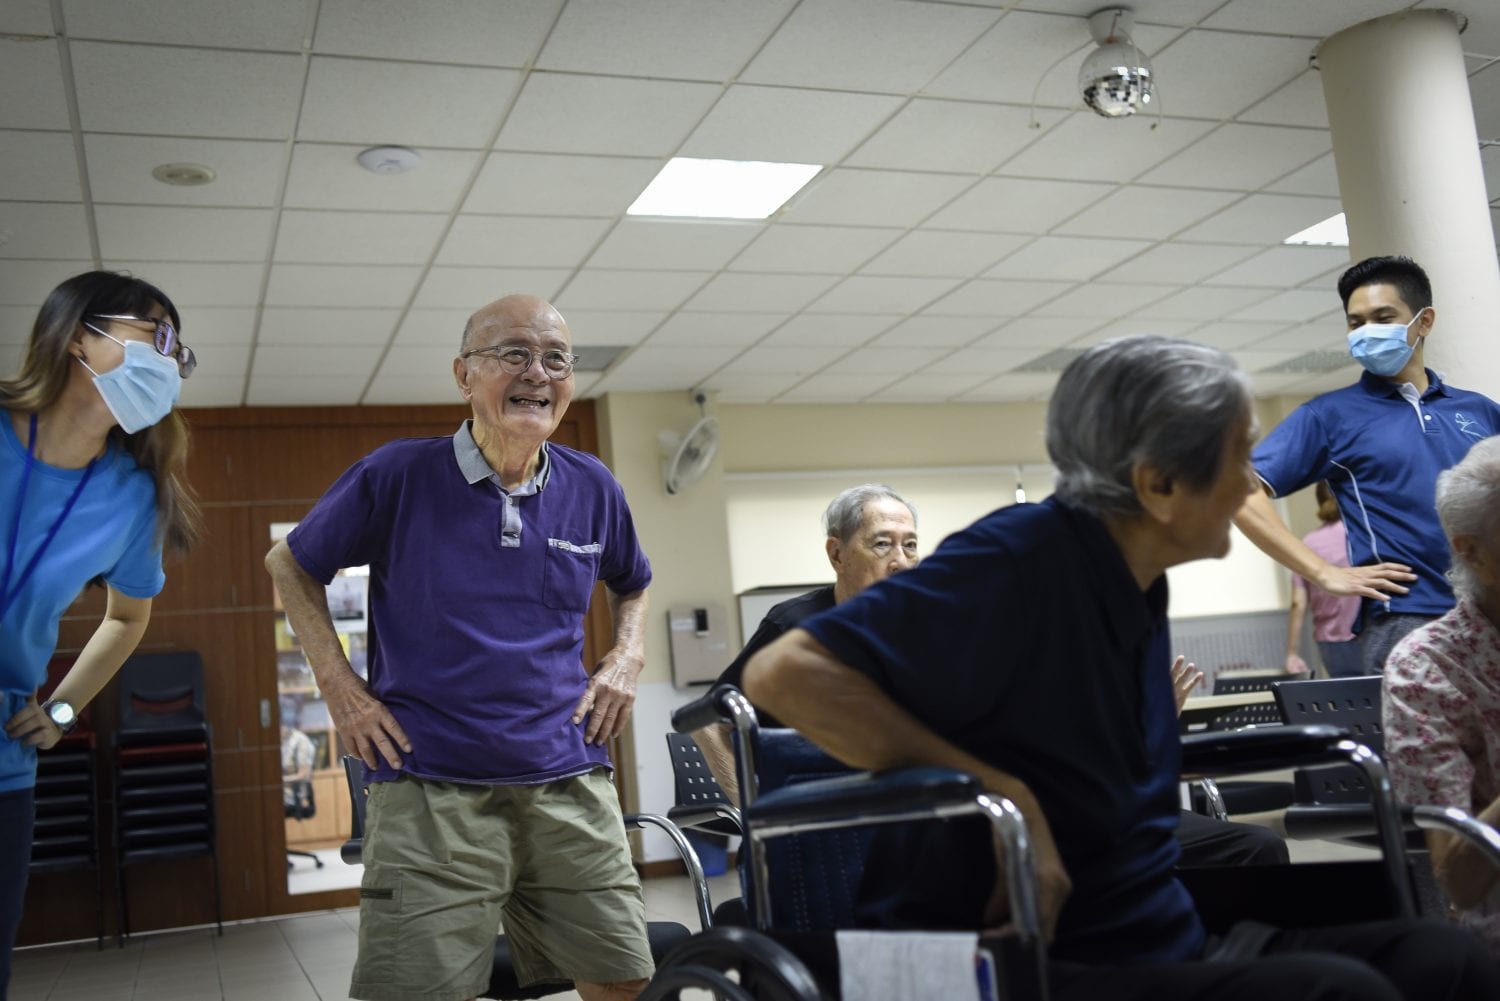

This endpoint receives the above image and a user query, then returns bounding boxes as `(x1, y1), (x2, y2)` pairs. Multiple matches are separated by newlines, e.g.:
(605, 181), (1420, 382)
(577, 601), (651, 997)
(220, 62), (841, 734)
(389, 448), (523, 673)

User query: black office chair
(339, 757), (711, 1000)
(284, 778), (325, 870)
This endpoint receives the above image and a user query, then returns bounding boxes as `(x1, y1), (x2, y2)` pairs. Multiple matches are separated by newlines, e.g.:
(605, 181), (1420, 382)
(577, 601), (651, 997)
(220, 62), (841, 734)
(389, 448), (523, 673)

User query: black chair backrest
(1208, 700), (1285, 731)
(666, 732), (733, 810)
(342, 757), (366, 842)
(116, 651), (207, 742)
(1213, 672), (1296, 696)
(1273, 676), (1383, 804)
(285, 779), (315, 820)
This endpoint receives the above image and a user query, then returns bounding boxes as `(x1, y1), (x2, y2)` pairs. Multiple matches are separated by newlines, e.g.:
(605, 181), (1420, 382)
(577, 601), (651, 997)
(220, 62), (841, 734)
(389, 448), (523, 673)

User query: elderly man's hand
(325, 675), (411, 769)
(1313, 562), (1414, 601)
(983, 816), (1072, 943)
(573, 649), (642, 745)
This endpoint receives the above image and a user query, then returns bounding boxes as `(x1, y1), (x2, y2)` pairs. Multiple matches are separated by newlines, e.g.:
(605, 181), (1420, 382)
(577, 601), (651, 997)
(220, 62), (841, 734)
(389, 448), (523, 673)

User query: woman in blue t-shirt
(0, 271), (200, 993)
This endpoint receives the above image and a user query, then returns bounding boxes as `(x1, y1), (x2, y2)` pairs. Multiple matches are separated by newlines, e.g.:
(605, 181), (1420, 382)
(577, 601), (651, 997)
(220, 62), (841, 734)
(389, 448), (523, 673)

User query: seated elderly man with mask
(744, 337), (1496, 1001)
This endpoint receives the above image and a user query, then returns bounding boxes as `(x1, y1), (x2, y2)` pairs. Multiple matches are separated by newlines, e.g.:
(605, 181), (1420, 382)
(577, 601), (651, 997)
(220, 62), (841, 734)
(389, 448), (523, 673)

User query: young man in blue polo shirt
(1234, 255), (1500, 675)
(265, 294), (654, 1001)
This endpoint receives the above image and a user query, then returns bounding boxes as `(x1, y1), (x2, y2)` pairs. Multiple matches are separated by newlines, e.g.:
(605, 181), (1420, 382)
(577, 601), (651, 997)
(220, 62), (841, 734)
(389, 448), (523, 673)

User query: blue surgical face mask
(79, 335), (181, 433)
(1347, 308), (1427, 378)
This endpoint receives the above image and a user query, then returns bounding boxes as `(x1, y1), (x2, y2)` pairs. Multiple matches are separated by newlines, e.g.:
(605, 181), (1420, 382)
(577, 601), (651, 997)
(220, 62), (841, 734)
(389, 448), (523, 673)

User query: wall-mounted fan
(660, 393), (720, 495)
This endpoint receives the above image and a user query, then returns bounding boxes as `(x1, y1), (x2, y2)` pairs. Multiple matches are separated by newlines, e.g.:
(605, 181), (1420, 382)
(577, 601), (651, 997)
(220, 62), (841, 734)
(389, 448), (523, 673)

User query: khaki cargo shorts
(349, 768), (652, 1001)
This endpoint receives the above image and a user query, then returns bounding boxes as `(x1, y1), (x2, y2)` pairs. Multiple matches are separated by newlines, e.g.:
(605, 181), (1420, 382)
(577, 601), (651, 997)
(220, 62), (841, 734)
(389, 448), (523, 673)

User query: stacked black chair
(30, 718), (104, 948)
(1192, 672), (1296, 817)
(111, 651), (222, 943)
(1272, 676), (1383, 804)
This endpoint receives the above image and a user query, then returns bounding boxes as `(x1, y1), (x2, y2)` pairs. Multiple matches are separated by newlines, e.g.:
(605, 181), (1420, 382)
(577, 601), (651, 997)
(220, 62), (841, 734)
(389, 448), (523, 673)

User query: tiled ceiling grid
(1, 0), (1497, 407)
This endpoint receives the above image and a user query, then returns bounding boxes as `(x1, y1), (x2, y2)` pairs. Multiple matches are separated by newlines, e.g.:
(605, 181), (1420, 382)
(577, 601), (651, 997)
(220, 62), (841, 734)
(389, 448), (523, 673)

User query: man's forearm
(605, 588), (649, 676)
(691, 723), (741, 805)
(1235, 489), (1331, 583)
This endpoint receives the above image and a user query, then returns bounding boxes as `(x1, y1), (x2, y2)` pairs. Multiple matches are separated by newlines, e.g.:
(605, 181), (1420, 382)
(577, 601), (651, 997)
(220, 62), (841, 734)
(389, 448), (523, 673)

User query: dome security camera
(1080, 8), (1154, 119)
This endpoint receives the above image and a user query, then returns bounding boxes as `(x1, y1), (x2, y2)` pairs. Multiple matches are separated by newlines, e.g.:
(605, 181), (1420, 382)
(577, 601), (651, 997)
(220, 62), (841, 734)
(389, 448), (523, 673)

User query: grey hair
(823, 484), (917, 543)
(1047, 336), (1252, 517)
(1436, 436), (1500, 600)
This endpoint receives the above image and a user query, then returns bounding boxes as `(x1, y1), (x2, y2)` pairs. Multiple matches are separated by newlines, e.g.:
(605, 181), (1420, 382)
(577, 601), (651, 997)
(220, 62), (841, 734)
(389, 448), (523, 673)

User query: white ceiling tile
(1052, 185), (1242, 239)
(0, 37), (70, 129)
(922, 345), (1043, 376)
(1064, 318), (1204, 345)
(1030, 281), (1173, 318)
(984, 236), (1155, 281)
(1138, 124), (1331, 191)
(807, 275), (962, 314)
(497, 74), (720, 156)
(555, 310), (666, 347)
(878, 375), (995, 402)
(778, 373), (900, 402)
(1147, 30), (1315, 119)
(266, 264), (423, 308)
(867, 314), (1000, 348)
(0, 0), (52, 35)
(1472, 62), (1500, 139)
(1178, 321), (1270, 350)
(971, 316), (1099, 350)
(285, 145), (481, 212)
(1241, 321), (1333, 354)
(274, 210), (446, 265)
(954, 372), (1059, 402)
(254, 343), (383, 378)
(298, 57), (520, 147)
(1098, 242), (1261, 284)
(717, 345), (848, 376)
(925, 10), (1092, 107)
(166, 306), (255, 347)
(1236, 69), (1331, 129)
(646, 312), (787, 347)
(570, 374), (602, 398)
(779, 169), (974, 227)
(596, 345), (741, 391)
(1265, 153), (1342, 197)
(703, 372), (804, 401)
(1227, 288), (1338, 323)
(587, 219), (762, 272)
(1, 130), (82, 201)
(1201, 0), (1412, 36)
(681, 86), (902, 163)
(1140, 286), (1274, 321)
(85, 135), (284, 206)
(1205, 246), (1352, 289)
(104, 262), (265, 307)
(0, 260), (95, 306)
(763, 314), (897, 347)
(557, 269), (711, 312)
(66, 0), (310, 50)
(392, 309), (472, 348)
(413, 267), (571, 309)
(1451, 3), (1500, 60)
(845, 101), (1040, 174)
(186, 340), (250, 377)
(538, 0), (790, 79)
(826, 348), (933, 375)
(177, 375), (245, 408)
(1175, 193), (1343, 244)
(363, 372), (468, 407)
(924, 278), (1074, 316)
(998, 114), (1217, 183)
(257, 307), (398, 346)
(377, 345), (465, 379)
(862, 231), (1031, 278)
(247, 373), (367, 406)
(742, 0), (1000, 93)
(0, 202), (92, 259)
(924, 177), (1116, 234)
(314, 0), (560, 66)
(731, 224), (904, 274)
(438, 216), (612, 268)
(684, 272), (838, 312)
(72, 42), (302, 138)
(465, 153), (662, 217)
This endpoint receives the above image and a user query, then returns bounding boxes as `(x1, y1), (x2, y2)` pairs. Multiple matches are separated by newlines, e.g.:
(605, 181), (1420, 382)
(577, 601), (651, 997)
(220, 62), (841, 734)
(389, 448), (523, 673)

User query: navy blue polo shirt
(802, 496), (1203, 967)
(1253, 369), (1500, 623)
(287, 428), (651, 786)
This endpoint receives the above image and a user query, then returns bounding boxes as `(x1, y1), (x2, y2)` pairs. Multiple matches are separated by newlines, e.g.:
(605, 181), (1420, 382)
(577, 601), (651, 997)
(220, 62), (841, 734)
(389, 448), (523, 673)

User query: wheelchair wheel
(639, 963), (757, 1001)
(654, 926), (823, 1001)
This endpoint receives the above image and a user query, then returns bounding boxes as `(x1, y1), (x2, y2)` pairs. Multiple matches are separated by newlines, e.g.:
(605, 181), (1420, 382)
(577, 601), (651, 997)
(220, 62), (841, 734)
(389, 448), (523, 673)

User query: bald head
(461, 294), (570, 355)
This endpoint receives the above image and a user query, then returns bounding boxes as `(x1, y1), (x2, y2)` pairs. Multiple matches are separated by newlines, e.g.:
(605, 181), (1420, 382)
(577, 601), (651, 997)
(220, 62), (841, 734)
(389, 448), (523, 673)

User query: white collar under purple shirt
(452, 420), (551, 550)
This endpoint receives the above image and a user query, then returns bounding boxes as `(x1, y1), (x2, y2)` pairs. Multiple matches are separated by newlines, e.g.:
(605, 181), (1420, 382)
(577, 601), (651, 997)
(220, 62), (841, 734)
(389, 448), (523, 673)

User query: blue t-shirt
(0, 413), (164, 793)
(286, 430), (651, 786)
(803, 497), (1203, 967)
(1253, 369), (1500, 624)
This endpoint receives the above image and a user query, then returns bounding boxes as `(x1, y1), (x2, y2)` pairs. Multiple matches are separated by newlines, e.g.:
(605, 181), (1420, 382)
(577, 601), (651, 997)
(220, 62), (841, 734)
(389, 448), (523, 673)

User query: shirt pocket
(542, 538), (601, 612)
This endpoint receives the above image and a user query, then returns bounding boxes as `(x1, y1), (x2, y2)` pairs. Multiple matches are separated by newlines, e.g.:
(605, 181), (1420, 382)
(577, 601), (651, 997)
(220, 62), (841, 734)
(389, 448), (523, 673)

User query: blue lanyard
(0, 414), (98, 622)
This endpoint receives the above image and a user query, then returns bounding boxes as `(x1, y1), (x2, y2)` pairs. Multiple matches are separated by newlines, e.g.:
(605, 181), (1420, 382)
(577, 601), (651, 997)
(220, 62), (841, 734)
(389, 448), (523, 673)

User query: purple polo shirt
(286, 424), (651, 785)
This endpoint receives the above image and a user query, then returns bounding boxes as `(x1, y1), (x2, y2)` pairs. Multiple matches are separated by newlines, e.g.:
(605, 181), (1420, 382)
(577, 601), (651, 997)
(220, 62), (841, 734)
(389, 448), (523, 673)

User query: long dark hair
(0, 271), (201, 556)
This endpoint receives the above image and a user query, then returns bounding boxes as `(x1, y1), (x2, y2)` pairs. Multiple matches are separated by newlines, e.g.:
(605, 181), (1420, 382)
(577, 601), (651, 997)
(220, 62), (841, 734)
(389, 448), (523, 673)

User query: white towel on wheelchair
(836, 930), (983, 1001)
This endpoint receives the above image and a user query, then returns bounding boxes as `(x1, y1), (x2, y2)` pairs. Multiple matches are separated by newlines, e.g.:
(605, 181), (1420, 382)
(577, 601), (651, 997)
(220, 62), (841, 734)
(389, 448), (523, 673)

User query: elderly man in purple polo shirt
(265, 294), (653, 1001)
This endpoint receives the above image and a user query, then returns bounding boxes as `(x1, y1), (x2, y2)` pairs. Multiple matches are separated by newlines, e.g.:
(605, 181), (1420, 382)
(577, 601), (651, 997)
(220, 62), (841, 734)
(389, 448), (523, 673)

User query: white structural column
(1319, 10), (1500, 399)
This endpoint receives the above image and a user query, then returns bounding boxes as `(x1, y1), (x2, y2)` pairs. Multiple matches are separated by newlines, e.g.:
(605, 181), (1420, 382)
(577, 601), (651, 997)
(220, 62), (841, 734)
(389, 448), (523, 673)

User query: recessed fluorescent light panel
(628, 157), (822, 219)
(1283, 212), (1349, 247)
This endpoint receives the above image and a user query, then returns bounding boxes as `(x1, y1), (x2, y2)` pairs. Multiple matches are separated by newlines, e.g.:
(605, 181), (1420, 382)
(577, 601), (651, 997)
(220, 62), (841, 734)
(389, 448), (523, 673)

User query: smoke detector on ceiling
(151, 162), (216, 186)
(357, 146), (423, 174)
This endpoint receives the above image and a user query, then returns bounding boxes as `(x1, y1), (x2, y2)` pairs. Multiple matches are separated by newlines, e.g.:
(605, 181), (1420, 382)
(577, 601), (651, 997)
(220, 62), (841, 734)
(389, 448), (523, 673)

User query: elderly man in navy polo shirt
(744, 336), (1496, 1001)
(1235, 255), (1500, 675)
(265, 294), (653, 1001)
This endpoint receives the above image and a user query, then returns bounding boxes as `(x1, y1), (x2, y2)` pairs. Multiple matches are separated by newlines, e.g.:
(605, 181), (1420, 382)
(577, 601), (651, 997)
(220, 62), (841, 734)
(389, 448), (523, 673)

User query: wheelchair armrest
(1284, 803), (1500, 870)
(1180, 723), (1356, 775)
(744, 767), (984, 833)
(626, 812), (714, 931)
(340, 837), (362, 866)
(672, 684), (746, 732)
(667, 803), (744, 837)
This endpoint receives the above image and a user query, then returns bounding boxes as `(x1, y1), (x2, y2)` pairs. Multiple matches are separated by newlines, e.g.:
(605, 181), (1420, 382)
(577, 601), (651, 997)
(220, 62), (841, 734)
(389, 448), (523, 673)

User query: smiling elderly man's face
(455, 294), (574, 444)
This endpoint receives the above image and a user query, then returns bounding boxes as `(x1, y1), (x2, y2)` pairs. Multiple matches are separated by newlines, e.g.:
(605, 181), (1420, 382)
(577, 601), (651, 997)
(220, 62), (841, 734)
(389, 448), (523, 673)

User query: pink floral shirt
(1385, 598), (1500, 953)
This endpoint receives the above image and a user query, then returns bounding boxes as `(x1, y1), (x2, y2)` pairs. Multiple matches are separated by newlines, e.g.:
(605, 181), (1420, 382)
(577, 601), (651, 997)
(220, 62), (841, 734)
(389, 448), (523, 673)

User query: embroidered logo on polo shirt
(548, 538), (602, 554)
(1455, 412), (1486, 438)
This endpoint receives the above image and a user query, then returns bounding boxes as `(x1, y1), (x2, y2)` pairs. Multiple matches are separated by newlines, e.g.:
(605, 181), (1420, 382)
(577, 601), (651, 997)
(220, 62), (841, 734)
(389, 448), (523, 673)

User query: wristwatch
(42, 699), (78, 735)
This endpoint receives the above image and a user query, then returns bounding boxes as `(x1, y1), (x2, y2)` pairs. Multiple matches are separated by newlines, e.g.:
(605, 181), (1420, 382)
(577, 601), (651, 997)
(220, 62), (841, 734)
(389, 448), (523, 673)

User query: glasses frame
(86, 314), (197, 379)
(461, 344), (578, 379)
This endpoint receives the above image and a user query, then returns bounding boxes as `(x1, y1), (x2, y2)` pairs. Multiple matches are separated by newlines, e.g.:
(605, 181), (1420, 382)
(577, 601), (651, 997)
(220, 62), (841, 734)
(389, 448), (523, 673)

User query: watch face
(48, 701), (75, 727)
